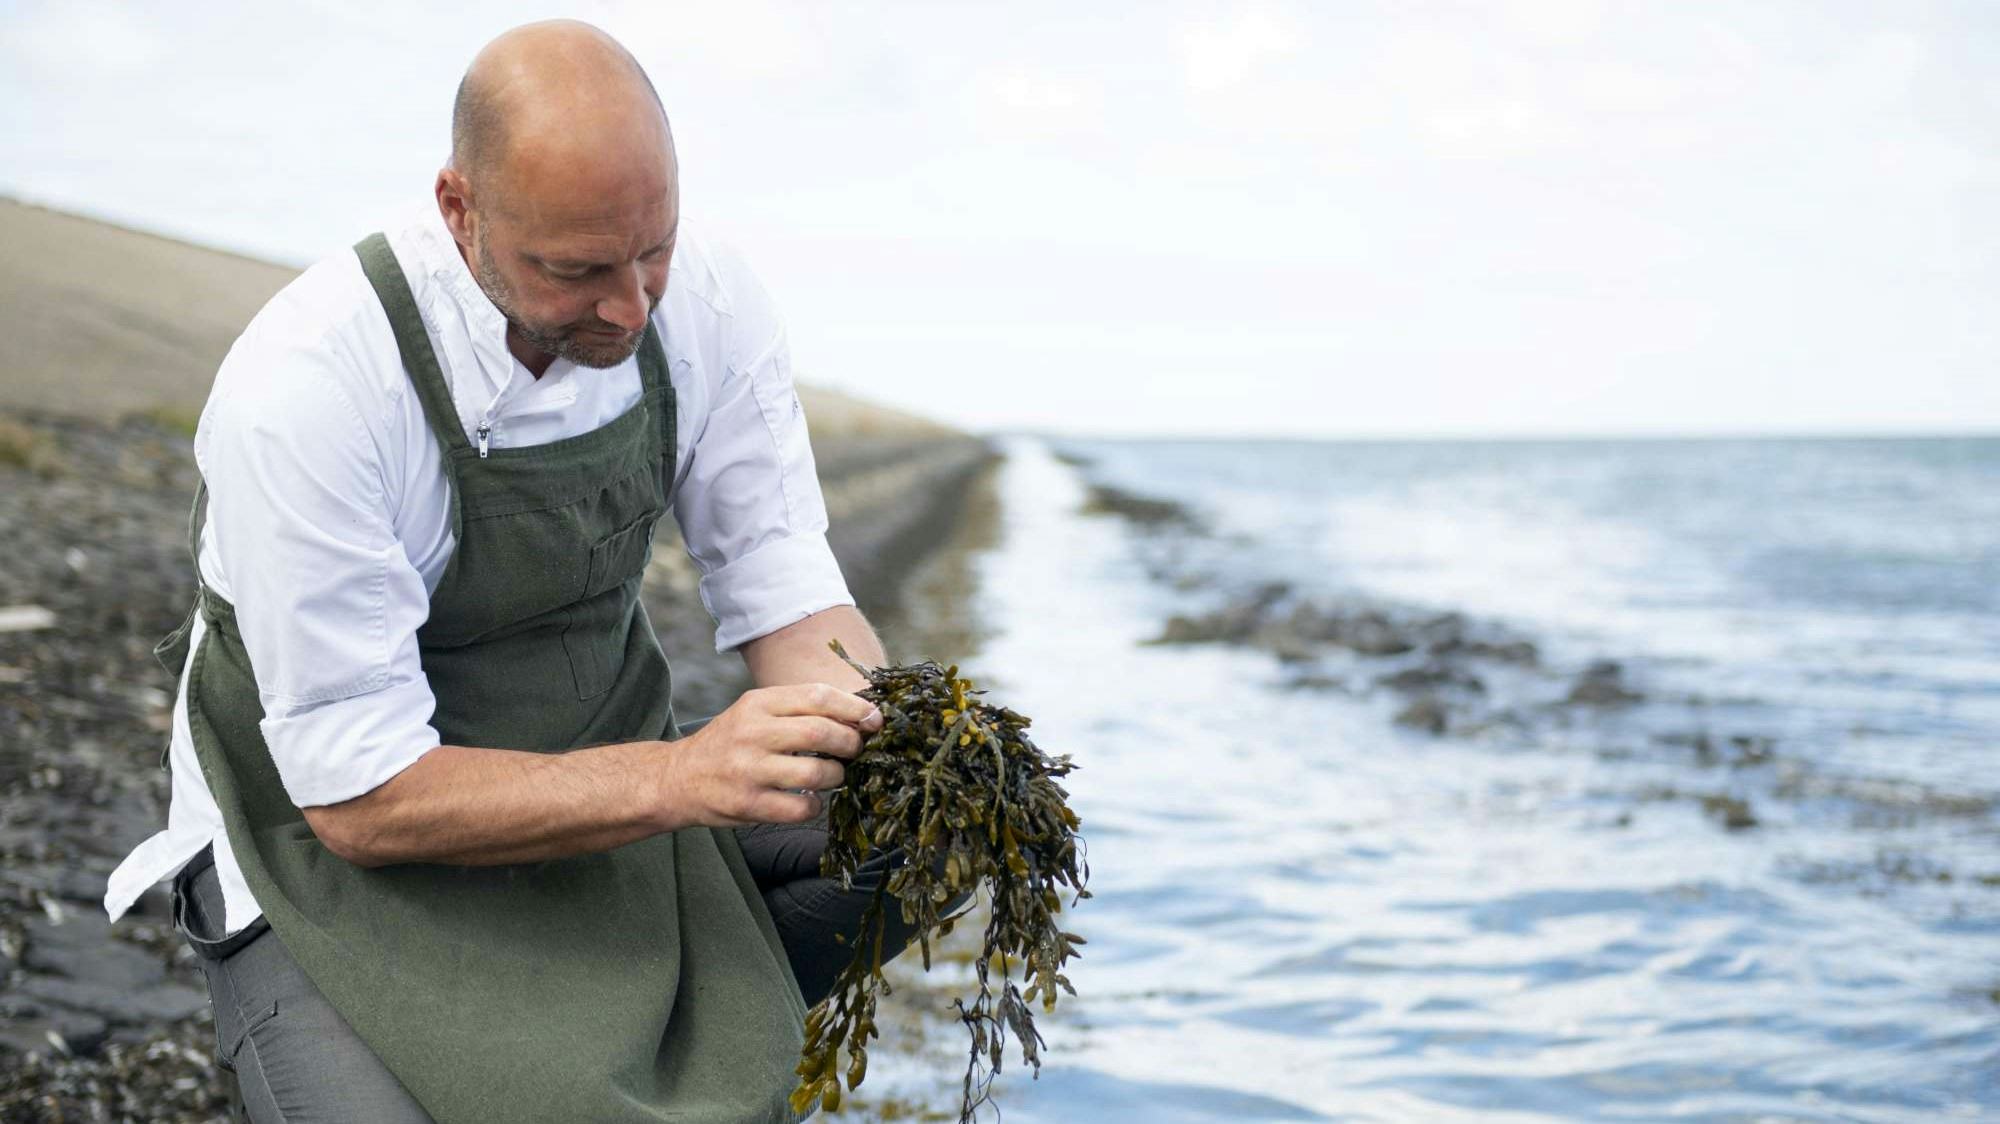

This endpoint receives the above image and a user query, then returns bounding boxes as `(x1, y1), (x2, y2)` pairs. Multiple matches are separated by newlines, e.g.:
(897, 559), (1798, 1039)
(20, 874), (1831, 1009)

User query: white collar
(401, 201), (556, 398)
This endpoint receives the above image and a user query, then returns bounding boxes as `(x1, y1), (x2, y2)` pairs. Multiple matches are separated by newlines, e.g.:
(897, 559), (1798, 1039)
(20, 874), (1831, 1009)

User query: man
(103, 20), (960, 1123)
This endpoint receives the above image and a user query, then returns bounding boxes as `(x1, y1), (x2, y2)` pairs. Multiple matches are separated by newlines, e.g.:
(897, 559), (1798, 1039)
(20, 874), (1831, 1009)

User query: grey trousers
(171, 819), (962, 1123)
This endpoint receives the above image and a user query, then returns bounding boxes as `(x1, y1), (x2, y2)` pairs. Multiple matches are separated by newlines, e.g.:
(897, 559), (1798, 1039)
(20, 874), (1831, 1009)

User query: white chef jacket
(103, 202), (854, 934)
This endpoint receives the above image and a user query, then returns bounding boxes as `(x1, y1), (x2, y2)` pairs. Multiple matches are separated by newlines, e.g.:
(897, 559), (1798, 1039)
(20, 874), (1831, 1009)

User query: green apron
(154, 233), (811, 1122)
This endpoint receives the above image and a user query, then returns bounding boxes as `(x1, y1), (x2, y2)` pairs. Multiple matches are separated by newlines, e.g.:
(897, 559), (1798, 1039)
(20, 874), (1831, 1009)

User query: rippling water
(868, 435), (1997, 1123)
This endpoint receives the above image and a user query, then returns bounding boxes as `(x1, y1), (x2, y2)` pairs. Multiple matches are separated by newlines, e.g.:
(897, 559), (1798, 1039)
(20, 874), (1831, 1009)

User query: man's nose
(595, 265), (649, 332)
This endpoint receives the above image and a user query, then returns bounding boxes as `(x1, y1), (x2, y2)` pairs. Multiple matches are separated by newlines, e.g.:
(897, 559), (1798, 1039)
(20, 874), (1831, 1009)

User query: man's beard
(472, 227), (654, 369)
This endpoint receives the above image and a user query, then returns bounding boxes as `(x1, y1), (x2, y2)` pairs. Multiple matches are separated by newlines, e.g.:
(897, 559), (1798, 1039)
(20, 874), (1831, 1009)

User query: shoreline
(927, 437), (1999, 1120)
(1055, 441), (2000, 870)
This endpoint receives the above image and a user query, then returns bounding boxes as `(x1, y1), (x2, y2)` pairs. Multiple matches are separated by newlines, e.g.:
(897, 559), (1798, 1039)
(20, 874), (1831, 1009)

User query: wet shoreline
(938, 437), (2000, 1121)
(1069, 465), (1999, 874)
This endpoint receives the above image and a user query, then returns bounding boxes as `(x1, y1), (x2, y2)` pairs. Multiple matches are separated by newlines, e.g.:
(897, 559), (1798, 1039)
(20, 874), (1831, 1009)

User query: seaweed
(792, 641), (1090, 1121)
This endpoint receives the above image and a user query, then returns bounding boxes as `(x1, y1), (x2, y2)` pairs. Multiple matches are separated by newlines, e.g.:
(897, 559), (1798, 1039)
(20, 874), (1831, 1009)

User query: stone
(1393, 696), (1450, 736)
(1337, 611), (1416, 657)
(24, 933), (166, 992)
(1263, 636), (1320, 664)
(1377, 662), (1487, 695)
(1566, 659), (1642, 706)
(1657, 731), (1718, 764)
(14, 974), (209, 1025)
(1282, 672), (1351, 693)
(0, 1011), (111, 1058)
(1467, 639), (1539, 666)
(1078, 484), (1202, 529)
(1153, 586), (1287, 646)
(1727, 735), (1777, 767)
(0, 604), (57, 633)
(1700, 793), (1758, 831)
(23, 911), (116, 949)
(1415, 612), (1468, 647)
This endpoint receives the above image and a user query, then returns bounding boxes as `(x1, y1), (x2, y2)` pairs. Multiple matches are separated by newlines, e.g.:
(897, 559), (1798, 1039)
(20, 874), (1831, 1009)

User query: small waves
(949, 435), (2000, 1123)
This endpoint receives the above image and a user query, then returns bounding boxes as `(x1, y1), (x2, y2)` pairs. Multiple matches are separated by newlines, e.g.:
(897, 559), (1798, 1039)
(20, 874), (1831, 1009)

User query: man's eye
(548, 267), (590, 281)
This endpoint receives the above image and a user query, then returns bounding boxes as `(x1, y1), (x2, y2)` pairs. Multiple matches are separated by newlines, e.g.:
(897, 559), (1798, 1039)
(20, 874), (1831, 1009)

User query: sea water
(888, 435), (1997, 1123)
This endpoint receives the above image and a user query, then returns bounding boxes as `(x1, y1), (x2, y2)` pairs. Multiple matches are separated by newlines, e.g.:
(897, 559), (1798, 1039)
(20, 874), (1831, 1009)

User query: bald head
(437, 21), (681, 375)
(450, 20), (674, 209)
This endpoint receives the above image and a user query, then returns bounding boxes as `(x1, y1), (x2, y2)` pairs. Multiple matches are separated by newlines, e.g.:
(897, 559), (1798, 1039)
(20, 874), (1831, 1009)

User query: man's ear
(434, 167), (477, 251)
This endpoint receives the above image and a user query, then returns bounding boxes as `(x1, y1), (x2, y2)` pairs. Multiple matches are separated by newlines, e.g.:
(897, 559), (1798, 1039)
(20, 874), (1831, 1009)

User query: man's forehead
(493, 122), (673, 199)
(491, 137), (675, 218)
(503, 188), (677, 227)
(503, 196), (679, 261)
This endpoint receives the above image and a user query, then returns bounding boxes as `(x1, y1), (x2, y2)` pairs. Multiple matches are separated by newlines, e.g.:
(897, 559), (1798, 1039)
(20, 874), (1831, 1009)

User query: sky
(2, 1), (1995, 438)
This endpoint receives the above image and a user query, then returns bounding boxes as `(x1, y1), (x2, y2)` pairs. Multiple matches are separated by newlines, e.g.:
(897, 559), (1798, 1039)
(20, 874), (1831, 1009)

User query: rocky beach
(0, 200), (996, 1121)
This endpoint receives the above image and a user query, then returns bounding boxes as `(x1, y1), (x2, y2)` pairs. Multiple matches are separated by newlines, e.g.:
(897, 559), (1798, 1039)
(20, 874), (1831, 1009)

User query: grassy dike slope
(0, 197), (995, 1119)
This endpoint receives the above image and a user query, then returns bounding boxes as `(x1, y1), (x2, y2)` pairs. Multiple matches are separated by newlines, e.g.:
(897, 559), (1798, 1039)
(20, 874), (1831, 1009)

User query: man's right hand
(300, 684), (882, 868)
(659, 684), (883, 829)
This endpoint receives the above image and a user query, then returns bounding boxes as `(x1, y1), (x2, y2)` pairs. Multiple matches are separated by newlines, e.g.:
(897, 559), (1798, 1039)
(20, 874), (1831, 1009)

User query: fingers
(758, 682), (882, 732)
(690, 685), (880, 830)
(745, 788), (823, 826)
(777, 716), (865, 760)
(768, 752), (845, 792)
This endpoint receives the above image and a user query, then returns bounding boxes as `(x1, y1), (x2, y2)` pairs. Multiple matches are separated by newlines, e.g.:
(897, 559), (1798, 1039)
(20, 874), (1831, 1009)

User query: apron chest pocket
(562, 510), (661, 699)
(581, 510), (661, 601)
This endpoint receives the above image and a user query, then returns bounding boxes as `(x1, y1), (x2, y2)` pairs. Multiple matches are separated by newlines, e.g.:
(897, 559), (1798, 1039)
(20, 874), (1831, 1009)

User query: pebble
(1567, 659), (1644, 707)
(0, 1013), (111, 1059)
(23, 916), (168, 991)
(0, 605), (57, 633)
(1394, 696), (1452, 736)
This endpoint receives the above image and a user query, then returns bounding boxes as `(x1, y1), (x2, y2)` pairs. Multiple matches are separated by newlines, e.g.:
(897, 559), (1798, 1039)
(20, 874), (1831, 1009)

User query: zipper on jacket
(475, 420), (491, 458)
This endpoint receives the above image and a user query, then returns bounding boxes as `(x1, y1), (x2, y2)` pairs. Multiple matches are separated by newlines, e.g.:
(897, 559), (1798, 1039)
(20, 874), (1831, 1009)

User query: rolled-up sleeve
(199, 326), (440, 808)
(674, 257), (854, 652)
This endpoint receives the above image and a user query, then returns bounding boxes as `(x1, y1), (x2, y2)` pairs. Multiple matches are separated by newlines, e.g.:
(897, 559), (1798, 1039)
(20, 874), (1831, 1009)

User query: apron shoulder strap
(637, 321), (677, 471)
(353, 233), (470, 457)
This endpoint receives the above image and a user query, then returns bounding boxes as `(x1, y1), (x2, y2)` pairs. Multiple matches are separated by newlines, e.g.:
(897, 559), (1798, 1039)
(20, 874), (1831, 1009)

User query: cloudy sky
(3, 1), (1994, 437)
